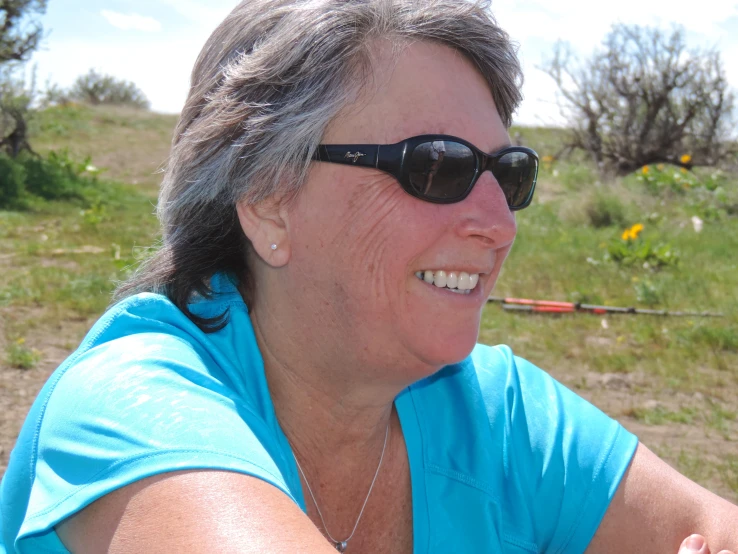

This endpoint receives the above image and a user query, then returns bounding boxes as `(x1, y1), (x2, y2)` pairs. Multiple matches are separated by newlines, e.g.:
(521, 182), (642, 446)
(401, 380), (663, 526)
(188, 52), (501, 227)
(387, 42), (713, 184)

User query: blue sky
(30, 0), (738, 126)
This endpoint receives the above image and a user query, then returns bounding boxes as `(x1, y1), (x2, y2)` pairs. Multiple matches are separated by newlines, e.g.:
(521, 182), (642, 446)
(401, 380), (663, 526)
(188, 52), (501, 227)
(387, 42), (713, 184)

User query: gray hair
(115, 0), (523, 330)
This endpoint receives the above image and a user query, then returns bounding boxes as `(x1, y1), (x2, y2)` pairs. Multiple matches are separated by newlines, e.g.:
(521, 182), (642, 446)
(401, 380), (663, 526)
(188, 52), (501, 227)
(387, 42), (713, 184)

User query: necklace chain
(294, 421), (390, 552)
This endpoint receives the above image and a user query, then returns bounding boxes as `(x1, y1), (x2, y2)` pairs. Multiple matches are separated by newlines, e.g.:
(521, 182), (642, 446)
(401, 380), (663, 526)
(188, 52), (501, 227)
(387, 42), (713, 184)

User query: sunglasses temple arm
(313, 145), (381, 169)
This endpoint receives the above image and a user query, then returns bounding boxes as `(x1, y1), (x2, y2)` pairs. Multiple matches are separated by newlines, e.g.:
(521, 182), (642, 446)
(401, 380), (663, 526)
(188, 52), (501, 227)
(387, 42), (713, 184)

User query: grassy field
(1, 106), (737, 501)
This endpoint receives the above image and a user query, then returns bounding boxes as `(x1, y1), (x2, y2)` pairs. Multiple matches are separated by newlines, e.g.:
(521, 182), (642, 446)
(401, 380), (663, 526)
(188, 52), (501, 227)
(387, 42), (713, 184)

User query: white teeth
(415, 269), (480, 291)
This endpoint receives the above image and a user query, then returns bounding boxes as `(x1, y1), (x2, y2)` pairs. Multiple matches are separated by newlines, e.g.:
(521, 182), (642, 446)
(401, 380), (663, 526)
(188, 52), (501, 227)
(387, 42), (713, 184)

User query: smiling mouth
(414, 270), (480, 295)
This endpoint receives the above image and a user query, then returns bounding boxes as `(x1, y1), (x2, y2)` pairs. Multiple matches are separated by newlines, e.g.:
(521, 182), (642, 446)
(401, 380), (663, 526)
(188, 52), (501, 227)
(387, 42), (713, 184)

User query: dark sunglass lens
(408, 141), (476, 200)
(494, 151), (537, 208)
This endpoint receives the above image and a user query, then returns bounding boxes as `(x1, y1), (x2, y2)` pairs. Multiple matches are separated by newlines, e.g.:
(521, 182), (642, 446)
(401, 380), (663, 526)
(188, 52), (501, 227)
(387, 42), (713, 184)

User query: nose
(454, 170), (517, 248)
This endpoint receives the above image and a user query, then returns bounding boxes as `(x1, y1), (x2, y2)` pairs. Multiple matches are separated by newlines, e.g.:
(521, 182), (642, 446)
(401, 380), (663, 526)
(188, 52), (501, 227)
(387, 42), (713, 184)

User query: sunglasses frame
(312, 134), (539, 210)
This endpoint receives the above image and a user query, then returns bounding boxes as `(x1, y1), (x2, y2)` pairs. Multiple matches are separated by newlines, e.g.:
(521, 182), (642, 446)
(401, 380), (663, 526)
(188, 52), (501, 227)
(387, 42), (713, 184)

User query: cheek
(289, 173), (420, 304)
(335, 182), (419, 302)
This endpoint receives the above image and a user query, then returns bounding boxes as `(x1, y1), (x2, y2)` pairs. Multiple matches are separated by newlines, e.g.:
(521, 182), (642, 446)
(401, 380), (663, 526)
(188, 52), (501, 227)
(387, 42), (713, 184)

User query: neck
(246, 282), (416, 550)
(252, 307), (399, 463)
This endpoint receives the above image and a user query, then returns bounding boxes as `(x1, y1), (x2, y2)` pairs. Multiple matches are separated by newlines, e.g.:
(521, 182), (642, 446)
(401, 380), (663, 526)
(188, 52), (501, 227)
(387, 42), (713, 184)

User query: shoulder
(1, 282), (298, 552)
(404, 344), (638, 552)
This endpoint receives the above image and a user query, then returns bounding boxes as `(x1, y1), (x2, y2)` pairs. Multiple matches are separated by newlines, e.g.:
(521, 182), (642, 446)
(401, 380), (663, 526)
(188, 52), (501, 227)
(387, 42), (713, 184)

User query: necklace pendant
(335, 541), (348, 552)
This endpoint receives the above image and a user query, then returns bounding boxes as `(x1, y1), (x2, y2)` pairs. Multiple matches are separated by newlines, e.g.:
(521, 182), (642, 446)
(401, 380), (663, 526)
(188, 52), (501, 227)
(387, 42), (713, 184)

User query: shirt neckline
(271, 389), (429, 554)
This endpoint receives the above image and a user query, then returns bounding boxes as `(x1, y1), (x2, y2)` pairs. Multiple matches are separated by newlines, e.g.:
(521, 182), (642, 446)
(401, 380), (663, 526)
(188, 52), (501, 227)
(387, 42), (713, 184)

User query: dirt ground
(0, 308), (96, 475)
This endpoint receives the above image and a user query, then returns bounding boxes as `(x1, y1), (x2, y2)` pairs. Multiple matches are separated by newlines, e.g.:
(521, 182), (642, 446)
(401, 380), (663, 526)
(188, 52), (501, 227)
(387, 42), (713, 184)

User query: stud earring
(270, 243), (278, 251)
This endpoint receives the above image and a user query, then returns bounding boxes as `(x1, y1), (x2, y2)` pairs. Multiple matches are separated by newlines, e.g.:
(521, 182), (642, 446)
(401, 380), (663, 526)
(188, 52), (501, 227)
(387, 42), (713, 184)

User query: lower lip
(415, 276), (484, 304)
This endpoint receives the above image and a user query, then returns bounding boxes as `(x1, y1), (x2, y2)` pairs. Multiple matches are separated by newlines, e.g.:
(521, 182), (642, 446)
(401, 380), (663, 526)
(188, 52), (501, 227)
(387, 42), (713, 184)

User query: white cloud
(101, 10), (162, 32)
(156, 0), (233, 28)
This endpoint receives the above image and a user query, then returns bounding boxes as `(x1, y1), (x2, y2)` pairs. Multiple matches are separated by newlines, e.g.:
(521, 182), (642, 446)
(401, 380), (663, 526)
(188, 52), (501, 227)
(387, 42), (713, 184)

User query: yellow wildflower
(657, 164), (664, 171)
(542, 155), (554, 163)
(680, 167), (688, 174)
(642, 166), (650, 175)
(15, 337), (25, 345)
(622, 223), (644, 241)
(680, 154), (692, 165)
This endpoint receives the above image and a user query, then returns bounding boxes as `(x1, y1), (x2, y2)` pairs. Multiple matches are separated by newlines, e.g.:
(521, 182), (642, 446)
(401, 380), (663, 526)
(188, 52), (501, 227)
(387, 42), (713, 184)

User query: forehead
(324, 40), (508, 152)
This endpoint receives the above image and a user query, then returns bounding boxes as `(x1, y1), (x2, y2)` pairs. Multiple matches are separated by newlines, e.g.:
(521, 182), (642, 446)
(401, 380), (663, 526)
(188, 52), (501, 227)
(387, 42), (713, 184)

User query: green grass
(31, 104), (178, 191)
(0, 186), (158, 316)
(480, 155), (738, 392)
(628, 405), (697, 425)
(4, 339), (41, 370)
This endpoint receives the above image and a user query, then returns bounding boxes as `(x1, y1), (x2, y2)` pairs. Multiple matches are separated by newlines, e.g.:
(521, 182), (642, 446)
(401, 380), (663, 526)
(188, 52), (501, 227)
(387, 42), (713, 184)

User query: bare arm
(587, 443), (738, 554)
(56, 470), (337, 554)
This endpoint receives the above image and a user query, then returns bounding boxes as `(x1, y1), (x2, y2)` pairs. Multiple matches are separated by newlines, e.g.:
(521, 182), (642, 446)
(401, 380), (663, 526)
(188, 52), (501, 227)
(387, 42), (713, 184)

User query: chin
(416, 325), (480, 369)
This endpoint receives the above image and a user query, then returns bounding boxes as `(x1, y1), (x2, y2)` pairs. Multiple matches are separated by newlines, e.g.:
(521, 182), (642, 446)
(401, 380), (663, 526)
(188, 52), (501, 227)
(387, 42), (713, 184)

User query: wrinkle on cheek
(335, 179), (407, 304)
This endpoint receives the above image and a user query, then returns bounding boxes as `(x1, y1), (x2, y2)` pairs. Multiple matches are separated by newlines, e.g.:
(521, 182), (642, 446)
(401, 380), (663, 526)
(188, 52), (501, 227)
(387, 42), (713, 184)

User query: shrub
(603, 223), (680, 269)
(635, 164), (697, 195)
(0, 153), (29, 208)
(0, 150), (100, 209)
(23, 150), (96, 200)
(585, 192), (628, 228)
(5, 338), (41, 370)
(69, 70), (150, 109)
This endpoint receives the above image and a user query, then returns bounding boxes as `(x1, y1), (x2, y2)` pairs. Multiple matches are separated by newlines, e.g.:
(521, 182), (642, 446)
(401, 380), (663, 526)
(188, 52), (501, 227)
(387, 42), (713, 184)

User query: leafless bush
(543, 25), (736, 176)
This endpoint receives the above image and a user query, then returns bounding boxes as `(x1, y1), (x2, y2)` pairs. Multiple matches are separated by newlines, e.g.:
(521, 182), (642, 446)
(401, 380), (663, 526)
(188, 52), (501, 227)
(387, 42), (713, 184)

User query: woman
(2, 1), (737, 552)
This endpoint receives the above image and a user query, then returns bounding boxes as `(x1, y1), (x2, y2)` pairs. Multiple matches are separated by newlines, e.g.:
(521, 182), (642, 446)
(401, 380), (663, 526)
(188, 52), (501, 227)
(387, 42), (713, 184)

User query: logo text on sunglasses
(344, 151), (366, 163)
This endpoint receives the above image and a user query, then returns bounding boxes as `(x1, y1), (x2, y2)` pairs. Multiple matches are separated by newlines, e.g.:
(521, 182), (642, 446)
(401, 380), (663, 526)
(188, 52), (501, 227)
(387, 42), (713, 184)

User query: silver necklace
(294, 422), (390, 552)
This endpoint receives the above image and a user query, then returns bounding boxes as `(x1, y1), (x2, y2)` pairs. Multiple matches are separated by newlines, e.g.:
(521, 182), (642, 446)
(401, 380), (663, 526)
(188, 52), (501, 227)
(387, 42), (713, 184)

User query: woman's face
(282, 41), (516, 378)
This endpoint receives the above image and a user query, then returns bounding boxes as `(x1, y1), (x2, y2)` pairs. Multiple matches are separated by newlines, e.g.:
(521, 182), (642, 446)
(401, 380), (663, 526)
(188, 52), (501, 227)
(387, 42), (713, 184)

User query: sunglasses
(312, 134), (538, 210)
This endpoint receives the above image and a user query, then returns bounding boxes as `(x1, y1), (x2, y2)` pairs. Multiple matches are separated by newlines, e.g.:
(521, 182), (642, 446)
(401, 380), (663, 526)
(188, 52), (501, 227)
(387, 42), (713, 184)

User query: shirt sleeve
(13, 331), (295, 550)
(473, 346), (638, 553)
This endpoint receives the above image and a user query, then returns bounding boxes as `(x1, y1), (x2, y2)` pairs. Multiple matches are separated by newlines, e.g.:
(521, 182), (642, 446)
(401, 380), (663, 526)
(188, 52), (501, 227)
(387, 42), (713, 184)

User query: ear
(236, 196), (291, 267)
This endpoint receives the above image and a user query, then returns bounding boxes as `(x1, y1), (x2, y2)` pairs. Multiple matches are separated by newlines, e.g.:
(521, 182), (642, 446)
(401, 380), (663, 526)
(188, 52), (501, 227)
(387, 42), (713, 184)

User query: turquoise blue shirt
(1, 274), (637, 553)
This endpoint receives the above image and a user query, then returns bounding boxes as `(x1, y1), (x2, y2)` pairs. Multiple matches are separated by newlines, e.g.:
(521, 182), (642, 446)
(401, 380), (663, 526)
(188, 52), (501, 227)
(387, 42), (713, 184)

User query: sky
(28, 0), (738, 126)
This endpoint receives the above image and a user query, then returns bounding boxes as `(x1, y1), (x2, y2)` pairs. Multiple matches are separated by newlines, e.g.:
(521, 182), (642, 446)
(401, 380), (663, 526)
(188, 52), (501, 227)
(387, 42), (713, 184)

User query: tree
(69, 69), (150, 109)
(0, 0), (47, 158)
(544, 25), (736, 176)
(0, 65), (35, 156)
(0, 0), (47, 63)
